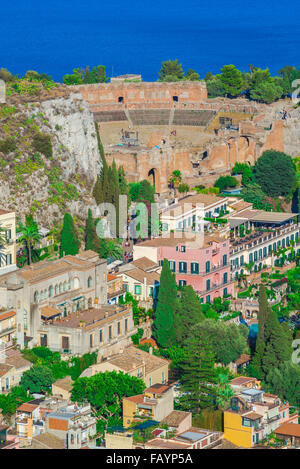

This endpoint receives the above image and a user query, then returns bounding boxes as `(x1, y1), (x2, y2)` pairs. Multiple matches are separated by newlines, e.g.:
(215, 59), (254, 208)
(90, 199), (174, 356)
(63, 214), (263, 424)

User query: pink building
(134, 234), (234, 303)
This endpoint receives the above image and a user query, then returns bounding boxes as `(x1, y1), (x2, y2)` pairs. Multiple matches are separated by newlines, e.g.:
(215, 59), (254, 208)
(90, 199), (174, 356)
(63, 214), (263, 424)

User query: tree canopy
(254, 150), (297, 198)
(71, 371), (145, 434)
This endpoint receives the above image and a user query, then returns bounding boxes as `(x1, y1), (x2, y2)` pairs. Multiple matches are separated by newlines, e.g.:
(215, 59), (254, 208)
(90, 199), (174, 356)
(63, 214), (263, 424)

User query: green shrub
(32, 132), (53, 158)
(0, 137), (17, 154)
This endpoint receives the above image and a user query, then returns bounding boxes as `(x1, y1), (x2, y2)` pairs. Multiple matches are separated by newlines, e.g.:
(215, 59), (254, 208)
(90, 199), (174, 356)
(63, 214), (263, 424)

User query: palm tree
(216, 373), (235, 409)
(17, 222), (42, 265)
(105, 240), (123, 260)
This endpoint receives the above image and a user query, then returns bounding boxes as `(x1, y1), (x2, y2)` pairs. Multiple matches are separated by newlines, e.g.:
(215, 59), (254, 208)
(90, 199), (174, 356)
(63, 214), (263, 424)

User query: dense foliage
(71, 371), (145, 434)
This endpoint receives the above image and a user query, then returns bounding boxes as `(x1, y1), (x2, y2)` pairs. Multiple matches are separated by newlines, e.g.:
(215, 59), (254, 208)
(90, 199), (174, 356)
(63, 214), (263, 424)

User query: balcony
(196, 279), (234, 296)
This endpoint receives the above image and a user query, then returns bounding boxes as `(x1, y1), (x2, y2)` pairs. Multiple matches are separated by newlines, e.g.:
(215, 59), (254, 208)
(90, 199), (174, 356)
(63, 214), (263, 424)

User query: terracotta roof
(161, 411), (191, 427)
(235, 354), (251, 366)
(0, 209), (13, 216)
(136, 232), (226, 249)
(33, 432), (65, 449)
(131, 257), (158, 271)
(243, 411), (262, 421)
(229, 201), (253, 212)
(45, 305), (130, 330)
(8, 251), (103, 285)
(17, 403), (39, 413)
(275, 423), (300, 438)
(41, 305), (61, 319)
(145, 384), (171, 394)
(231, 377), (257, 386)
(124, 394), (146, 404)
(52, 376), (73, 392)
(123, 267), (160, 285)
(0, 310), (16, 321)
(108, 345), (169, 374)
(5, 353), (31, 370)
(0, 363), (13, 377)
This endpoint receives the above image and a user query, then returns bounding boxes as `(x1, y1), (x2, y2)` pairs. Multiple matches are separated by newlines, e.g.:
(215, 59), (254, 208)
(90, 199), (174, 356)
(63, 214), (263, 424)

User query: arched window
(48, 285), (53, 298)
(74, 277), (80, 290)
(55, 285), (58, 296)
(59, 283), (63, 293)
(34, 291), (39, 303)
(63, 281), (67, 292)
(88, 276), (93, 288)
(44, 289), (47, 299)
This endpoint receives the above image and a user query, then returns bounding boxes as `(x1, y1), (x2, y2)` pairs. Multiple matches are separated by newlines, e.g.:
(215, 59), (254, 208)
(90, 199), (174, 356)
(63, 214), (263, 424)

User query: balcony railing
(196, 279), (234, 296)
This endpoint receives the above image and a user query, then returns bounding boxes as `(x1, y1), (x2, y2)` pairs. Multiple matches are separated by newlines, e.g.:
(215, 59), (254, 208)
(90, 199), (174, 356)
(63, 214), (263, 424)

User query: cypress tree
(85, 209), (101, 253)
(179, 329), (217, 413)
(175, 285), (205, 345)
(92, 175), (103, 205)
(152, 259), (178, 348)
(59, 213), (80, 258)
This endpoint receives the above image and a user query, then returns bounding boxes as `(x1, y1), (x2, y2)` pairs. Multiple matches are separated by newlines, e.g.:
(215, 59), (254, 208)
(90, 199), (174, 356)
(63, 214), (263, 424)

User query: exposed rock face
(0, 92), (102, 226)
(283, 107), (300, 156)
(39, 93), (101, 181)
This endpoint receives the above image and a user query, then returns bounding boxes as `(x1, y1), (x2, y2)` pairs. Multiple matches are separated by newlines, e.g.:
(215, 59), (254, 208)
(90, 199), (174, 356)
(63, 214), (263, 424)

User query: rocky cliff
(0, 89), (102, 227)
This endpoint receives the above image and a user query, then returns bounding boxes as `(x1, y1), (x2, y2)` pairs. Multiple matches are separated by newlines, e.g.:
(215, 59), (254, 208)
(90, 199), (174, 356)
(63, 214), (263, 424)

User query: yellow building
(16, 402), (39, 447)
(123, 383), (174, 428)
(0, 209), (16, 275)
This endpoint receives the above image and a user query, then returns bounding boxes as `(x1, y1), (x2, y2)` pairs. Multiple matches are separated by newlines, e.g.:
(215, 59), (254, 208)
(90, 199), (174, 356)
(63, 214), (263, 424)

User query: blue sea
(1, 0), (300, 82)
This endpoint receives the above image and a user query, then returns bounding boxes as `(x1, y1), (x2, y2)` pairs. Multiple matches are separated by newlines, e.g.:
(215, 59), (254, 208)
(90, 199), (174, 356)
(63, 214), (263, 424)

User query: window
(223, 254), (227, 266)
(90, 334), (94, 348)
(249, 253), (253, 262)
(125, 319), (128, 332)
(223, 288), (228, 297)
(178, 280), (186, 287)
(118, 96), (124, 103)
(88, 276), (93, 288)
(162, 372), (165, 384)
(34, 291), (39, 303)
(117, 322), (121, 335)
(169, 260), (175, 272)
(172, 95), (178, 102)
(55, 285), (58, 296)
(206, 279), (211, 291)
(135, 285), (142, 295)
(62, 336), (70, 352)
(206, 295), (211, 304)
(149, 377), (152, 386)
(254, 251), (258, 261)
(223, 272), (228, 284)
(180, 246), (186, 252)
(109, 326), (112, 340)
(205, 260), (210, 273)
(48, 285), (53, 298)
(191, 262), (199, 274)
(6, 254), (12, 266)
(263, 247), (267, 258)
(240, 255), (244, 266)
(99, 329), (103, 343)
(149, 287), (153, 297)
(123, 283), (128, 291)
(179, 262), (187, 273)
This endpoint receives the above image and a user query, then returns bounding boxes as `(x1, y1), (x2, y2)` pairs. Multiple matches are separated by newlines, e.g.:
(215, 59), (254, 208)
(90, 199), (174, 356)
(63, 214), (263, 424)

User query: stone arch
(147, 168), (160, 191)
